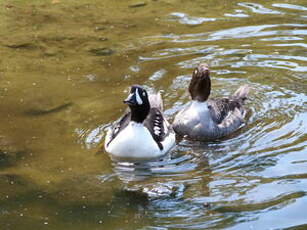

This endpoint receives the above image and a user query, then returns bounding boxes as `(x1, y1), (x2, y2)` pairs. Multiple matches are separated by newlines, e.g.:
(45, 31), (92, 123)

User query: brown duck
(173, 63), (250, 141)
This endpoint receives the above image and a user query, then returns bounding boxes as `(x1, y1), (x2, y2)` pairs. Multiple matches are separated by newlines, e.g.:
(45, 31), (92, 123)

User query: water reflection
(111, 143), (210, 183)
(272, 3), (307, 11)
(169, 12), (216, 25)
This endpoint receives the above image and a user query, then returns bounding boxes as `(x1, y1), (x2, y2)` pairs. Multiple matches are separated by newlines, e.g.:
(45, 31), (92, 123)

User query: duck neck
(189, 64), (211, 102)
(129, 104), (150, 123)
(189, 80), (211, 102)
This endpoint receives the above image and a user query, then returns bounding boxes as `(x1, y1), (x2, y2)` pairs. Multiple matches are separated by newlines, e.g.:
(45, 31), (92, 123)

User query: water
(0, 0), (306, 229)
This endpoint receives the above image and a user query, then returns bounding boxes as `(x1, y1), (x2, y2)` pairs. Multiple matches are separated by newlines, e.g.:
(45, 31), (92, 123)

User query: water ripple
(272, 3), (307, 11)
(238, 2), (283, 15)
(169, 12), (216, 25)
(143, 23), (307, 44)
(97, 2), (307, 229)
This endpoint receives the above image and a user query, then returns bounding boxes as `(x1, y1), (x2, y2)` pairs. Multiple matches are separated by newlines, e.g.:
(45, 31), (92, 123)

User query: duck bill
(124, 92), (137, 106)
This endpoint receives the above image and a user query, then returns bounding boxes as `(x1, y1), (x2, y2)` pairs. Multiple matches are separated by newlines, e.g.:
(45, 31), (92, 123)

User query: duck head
(188, 63), (211, 102)
(124, 85), (150, 123)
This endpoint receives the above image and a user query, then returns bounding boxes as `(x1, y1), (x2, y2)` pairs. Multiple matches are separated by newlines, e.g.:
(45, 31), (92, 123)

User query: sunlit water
(0, 0), (306, 229)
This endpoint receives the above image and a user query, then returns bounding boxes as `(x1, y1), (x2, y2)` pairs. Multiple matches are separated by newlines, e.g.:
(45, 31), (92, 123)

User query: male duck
(105, 85), (176, 160)
(173, 63), (250, 141)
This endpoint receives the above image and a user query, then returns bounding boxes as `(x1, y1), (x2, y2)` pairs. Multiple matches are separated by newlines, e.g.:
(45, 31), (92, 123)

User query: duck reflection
(109, 142), (212, 200)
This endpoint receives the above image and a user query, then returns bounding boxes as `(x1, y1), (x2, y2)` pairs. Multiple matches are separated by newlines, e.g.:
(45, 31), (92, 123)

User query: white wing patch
(114, 126), (119, 134)
(152, 112), (164, 137)
(154, 126), (161, 135)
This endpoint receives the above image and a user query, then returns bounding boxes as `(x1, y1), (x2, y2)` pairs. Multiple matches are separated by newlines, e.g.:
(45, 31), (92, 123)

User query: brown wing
(207, 98), (242, 124)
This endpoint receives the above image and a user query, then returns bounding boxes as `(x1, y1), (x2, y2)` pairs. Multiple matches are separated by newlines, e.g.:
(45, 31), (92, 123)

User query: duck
(104, 85), (176, 160)
(173, 63), (250, 141)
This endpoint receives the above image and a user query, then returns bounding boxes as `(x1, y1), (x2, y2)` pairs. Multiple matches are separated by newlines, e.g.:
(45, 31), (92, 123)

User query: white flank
(173, 100), (213, 132)
(190, 100), (209, 112)
(182, 101), (210, 123)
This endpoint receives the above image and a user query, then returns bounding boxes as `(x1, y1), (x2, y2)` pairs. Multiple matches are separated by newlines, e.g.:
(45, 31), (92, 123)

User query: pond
(0, 0), (306, 229)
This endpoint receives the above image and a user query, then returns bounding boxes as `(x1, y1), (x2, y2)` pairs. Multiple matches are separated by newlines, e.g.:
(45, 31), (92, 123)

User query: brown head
(188, 63), (211, 102)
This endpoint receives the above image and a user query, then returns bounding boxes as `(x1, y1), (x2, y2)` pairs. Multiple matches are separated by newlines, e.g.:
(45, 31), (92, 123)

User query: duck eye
(142, 92), (146, 97)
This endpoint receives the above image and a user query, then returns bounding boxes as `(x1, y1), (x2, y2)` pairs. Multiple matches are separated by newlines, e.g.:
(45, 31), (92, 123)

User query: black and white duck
(105, 85), (176, 160)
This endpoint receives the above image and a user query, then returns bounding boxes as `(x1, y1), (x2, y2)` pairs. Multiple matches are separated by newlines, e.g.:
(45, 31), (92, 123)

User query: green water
(0, 0), (306, 229)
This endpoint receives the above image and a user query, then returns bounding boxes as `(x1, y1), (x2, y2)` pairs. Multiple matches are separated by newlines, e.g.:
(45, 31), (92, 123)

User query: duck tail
(149, 91), (163, 111)
(233, 84), (249, 102)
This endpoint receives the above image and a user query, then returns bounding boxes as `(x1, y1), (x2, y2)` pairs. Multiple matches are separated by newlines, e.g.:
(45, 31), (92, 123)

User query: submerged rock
(116, 188), (149, 205)
(4, 42), (36, 49)
(0, 174), (39, 202)
(0, 137), (28, 168)
(94, 26), (107, 31)
(89, 47), (113, 56)
(44, 47), (59, 56)
(98, 37), (108, 41)
(24, 101), (72, 116)
(47, 175), (119, 205)
(129, 2), (147, 8)
(0, 150), (26, 168)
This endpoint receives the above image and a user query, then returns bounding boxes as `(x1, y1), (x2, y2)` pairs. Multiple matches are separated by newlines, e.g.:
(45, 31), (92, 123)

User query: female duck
(105, 85), (176, 160)
(173, 63), (250, 141)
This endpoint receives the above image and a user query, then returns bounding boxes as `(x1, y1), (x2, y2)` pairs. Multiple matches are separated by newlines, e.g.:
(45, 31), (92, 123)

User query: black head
(188, 63), (211, 102)
(124, 85), (150, 123)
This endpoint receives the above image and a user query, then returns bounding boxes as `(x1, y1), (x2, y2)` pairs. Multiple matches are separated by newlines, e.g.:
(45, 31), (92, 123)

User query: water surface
(0, 0), (306, 229)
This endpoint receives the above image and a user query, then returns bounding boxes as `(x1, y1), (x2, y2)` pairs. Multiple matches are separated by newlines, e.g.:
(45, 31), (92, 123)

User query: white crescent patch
(135, 88), (143, 105)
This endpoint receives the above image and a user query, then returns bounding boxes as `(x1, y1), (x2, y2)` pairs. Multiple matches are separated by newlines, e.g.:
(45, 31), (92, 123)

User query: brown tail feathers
(233, 85), (250, 102)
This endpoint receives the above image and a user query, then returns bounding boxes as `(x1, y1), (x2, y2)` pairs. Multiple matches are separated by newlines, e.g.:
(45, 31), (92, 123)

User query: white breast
(105, 122), (174, 159)
(177, 101), (211, 125)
